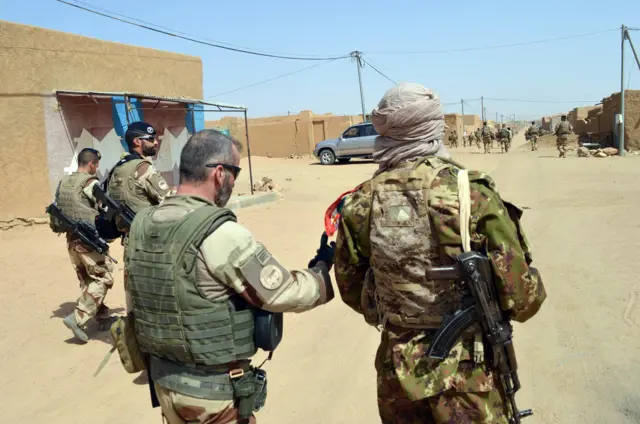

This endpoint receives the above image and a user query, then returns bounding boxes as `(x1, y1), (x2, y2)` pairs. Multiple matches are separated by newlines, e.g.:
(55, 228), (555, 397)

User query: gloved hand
(308, 232), (337, 270)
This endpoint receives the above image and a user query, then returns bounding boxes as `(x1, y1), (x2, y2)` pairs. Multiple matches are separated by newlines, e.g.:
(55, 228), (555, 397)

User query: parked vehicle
(313, 122), (378, 165)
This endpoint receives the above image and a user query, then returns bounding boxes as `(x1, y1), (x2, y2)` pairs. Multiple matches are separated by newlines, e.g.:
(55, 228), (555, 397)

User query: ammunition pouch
(231, 368), (268, 419)
(253, 309), (283, 352)
(110, 313), (146, 374)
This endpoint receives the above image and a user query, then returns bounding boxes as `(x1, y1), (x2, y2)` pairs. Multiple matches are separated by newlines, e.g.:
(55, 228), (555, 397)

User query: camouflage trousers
(530, 136), (538, 151)
(155, 384), (256, 424)
(557, 137), (568, 158)
(375, 334), (509, 423)
(67, 240), (114, 327)
(483, 138), (492, 154)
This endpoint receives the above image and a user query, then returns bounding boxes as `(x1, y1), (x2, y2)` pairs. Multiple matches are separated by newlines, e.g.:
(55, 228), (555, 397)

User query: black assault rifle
(426, 251), (532, 424)
(92, 185), (135, 231)
(45, 203), (116, 262)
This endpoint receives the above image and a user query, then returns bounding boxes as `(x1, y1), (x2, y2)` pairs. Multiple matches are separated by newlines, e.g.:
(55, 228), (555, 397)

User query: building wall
(206, 111), (364, 158)
(463, 114), (483, 134)
(0, 20), (203, 219)
(444, 114), (464, 144)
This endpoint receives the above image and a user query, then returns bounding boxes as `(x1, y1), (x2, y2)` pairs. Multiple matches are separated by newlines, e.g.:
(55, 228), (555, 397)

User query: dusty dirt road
(2, 131), (640, 423)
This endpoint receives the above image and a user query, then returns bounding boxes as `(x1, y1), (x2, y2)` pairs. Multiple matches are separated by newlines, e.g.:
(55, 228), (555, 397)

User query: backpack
(500, 128), (510, 139)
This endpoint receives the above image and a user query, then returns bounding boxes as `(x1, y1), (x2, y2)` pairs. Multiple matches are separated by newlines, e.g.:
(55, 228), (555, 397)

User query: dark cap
(125, 121), (156, 148)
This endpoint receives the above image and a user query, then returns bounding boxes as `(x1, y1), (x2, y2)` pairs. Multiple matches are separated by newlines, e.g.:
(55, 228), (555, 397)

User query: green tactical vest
(56, 172), (99, 223)
(482, 126), (492, 137)
(368, 157), (463, 329)
(528, 125), (539, 136)
(127, 199), (257, 368)
(108, 158), (156, 213)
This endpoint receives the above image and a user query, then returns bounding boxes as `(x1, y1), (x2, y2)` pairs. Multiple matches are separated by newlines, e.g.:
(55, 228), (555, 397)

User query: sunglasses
(206, 163), (241, 178)
(137, 135), (157, 141)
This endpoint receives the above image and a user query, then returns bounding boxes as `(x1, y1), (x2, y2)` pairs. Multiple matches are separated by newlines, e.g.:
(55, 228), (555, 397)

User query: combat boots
(63, 313), (89, 343)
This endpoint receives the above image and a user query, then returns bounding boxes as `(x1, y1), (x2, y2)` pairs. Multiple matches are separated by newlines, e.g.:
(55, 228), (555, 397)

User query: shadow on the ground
(133, 370), (149, 385)
(51, 302), (76, 319)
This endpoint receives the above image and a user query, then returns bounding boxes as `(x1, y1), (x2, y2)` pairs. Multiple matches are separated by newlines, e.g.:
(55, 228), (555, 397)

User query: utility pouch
(254, 309), (283, 352)
(231, 368), (268, 419)
(110, 313), (146, 374)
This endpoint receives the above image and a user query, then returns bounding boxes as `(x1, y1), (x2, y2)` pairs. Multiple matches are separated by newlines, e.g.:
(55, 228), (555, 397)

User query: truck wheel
(337, 158), (351, 164)
(319, 149), (336, 165)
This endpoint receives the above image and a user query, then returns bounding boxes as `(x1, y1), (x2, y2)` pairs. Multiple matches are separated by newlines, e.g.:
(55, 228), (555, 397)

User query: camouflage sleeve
(333, 182), (373, 315)
(470, 175), (546, 323)
(430, 170), (546, 323)
(135, 162), (173, 204)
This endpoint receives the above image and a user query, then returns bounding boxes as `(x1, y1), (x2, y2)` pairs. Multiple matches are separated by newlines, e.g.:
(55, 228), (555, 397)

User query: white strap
(457, 169), (471, 253)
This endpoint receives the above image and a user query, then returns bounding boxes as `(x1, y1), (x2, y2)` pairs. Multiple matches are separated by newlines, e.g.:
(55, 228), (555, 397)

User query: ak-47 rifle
(92, 184), (135, 231)
(426, 251), (532, 424)
(45, 203), (116, 262)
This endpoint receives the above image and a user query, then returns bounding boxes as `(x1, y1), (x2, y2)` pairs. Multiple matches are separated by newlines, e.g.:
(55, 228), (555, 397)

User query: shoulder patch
(260, 265), (284, 290)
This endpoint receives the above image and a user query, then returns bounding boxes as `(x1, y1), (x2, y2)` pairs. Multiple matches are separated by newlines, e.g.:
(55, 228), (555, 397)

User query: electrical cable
(361, 58), (396, 84)
(367, 28), (617, 55)
(55, 0), (349, 61)
(484, 97), (599, 104)
(209, 58), (342, 98)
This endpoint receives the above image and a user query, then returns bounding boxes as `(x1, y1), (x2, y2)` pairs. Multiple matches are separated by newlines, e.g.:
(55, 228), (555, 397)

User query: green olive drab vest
(527, 125), (539, 136)
(369, 157), (463, 329)
(56, 172), (99, 223)
(127, 201), (258, 367)
(108, 158), (156, 213)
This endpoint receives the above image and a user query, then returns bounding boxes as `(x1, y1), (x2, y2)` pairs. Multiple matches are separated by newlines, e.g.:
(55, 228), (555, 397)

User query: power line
(367, 28), (617, 55)
(361, 58), (396, 84)
(209, 58), (343, 98)
(484, 97), (599, 104)
(55, 0), (349, 61)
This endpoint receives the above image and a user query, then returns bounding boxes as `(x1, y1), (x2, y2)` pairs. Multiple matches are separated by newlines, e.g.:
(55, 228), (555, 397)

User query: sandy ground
(2, 131), (640, 423)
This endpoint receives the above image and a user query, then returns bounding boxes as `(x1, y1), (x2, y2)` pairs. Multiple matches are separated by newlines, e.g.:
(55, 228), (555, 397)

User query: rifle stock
(92, 185), (135, 230)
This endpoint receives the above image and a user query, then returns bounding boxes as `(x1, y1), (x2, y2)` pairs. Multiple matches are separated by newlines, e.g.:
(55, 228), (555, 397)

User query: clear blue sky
(2, 0), (640, 119)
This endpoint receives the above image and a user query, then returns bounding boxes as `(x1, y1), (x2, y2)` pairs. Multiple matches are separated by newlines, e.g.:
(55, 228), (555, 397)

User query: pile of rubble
(577, 147), (619, 158)
(252, 177), (281, 193)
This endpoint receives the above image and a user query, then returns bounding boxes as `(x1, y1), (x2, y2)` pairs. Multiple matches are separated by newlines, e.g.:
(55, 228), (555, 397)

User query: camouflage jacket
(334, 157), (546, 399)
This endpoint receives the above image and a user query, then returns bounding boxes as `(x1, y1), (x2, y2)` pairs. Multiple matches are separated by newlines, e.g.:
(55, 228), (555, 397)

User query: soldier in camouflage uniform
(125, 130), (336, 423)
(554, 115), (573, 158)
(105, 121), (174, 233)
(333, 83), (546, 424)
(448, 130), (458, 148)
(467, 131), (475, 148)
(526, 121), (539, 151)
(481, 122), (493, 154)
(53, 148), (114, 343)
(474, 128), (482, 149)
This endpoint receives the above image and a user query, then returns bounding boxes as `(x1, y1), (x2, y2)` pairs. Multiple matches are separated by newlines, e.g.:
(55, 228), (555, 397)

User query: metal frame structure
(55, 89), (255, 194)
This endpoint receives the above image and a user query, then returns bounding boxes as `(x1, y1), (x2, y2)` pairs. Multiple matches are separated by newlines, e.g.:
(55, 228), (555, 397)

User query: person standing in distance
(54, 148), (114, 343)
(125, 130), (336, 423)
(481, 121), (493, 154)
(105, 121), (173, 232)
(333, 83), (546, 423)
(554, 115), (573, 158)
(527, 121), (540, 151)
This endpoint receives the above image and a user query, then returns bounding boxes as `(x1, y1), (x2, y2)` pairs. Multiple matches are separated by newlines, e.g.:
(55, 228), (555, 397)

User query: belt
(151, 356), (252, 400)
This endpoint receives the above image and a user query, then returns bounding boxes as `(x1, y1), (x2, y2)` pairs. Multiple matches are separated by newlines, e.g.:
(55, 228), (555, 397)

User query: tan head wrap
(370, 82), (450, 175)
